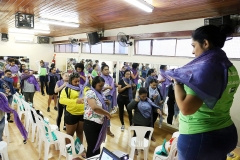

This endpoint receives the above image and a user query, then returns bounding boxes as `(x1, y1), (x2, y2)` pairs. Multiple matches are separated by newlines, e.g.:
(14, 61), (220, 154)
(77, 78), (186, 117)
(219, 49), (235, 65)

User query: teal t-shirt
(180, 66), (240, 134)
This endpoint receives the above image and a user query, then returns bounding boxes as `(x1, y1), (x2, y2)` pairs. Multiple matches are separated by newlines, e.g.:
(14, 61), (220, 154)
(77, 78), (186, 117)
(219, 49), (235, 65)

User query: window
(102, 41), (114, 54)
(91, 43), (101, 53)
(222, 37), (240, 58)
(82, 43), (90, 53)
(135, 40), (151, 55)
(59, 44), (66, 53)
(115, 42), (128, 54)
(54, 45), (59, 52)
(72, 45), (79, 53)
(175, 39), (194, 57)
(65, 44), (72, 52)
(152, 39), (176, 56)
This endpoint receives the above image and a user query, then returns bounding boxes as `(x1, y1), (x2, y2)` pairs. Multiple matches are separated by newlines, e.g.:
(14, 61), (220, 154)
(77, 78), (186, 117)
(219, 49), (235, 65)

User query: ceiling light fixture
(9, 28), (50, 34)
(39, 18), (79, 27)
(124, 0), (154, 12)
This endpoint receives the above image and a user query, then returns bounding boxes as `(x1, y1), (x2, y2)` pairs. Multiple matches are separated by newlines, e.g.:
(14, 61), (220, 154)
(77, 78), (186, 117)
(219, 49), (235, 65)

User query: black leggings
(56, 100), (66, 129)
(84, 120), (102, 158)
(39, 75), (48, 95)
(23, 92), (35, 103)
(117, 95), (132, 125)
(167, 101), (175, 125)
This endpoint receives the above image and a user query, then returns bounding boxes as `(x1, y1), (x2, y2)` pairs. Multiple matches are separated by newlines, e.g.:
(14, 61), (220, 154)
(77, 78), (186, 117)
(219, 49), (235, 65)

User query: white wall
(0, 34), (54, 71)
(53, 18), (240, 146)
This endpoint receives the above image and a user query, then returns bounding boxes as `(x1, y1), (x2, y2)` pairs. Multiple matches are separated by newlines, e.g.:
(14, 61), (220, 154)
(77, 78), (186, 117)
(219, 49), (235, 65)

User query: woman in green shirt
(91, 64), (99, 78)
(167, 25), (239, 160)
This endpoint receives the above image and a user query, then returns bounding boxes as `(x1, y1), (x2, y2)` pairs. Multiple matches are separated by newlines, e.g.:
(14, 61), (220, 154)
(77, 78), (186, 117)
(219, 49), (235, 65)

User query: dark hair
(150, 79), (158, 84)
(69, 72), (80, 85)
(50, 63), (55, 68)
(75, 63), (84, 71)
(124, 69), (131, 76)
(101, 64), (109, 71)
(92, 76), (105, 88)
(101, 62), (106, 66)
(49, 67), (55, 73)
(192, 25), (233, 49)
(132, 63), (139, 69)
(5, 69), (11, 73)
(139, 87), (148, 95)
(8, 58), (15, 63)
(19, 64), (26, 73)
(93, 64), (97, 69)
(95, 60), (99, 63)
(147, 69), (154, 76)
(114, 64), (116, 68)
(142, 66), (145, 70)
(160, 65), (167, 70)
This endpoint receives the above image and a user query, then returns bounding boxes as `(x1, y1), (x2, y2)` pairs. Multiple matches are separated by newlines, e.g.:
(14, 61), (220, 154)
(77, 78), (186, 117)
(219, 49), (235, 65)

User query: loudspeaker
(86, 32), (100, 45)
(1, 33), (8, 42)
(37, 36), (50, 44)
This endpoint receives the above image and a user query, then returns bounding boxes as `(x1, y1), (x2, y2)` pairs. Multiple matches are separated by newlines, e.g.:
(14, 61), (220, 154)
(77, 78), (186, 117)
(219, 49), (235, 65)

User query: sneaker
(121, 125), (125, 132)
(7, 120), (14, 123)
(47, 107), (50, 112)
(54, 106), (58, 111)
(110, 107), (118, 115)
(63, 126), (66, 131)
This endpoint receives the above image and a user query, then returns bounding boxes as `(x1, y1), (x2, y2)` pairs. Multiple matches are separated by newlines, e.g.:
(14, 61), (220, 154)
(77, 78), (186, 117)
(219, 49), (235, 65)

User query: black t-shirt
(118, 79), (129, 96)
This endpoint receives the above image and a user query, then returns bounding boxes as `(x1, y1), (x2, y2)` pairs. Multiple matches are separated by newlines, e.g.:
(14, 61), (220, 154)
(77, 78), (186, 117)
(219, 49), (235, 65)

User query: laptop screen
(99, 147), (119, 160)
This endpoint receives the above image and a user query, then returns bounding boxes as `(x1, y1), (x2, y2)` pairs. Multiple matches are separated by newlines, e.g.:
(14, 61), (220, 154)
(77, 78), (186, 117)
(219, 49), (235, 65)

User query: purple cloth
(131, 69), (139, 85)
(66, 83), (84, 98)
(6, 64), (19, 74)
(27, 75), (40, 91)
(160, 69), (172, 99)
(79, 71), (85, 85)
(122, 77), (133, 101)
(90, 87), (108, 153)
(56, 79), (64, 87)
(0, 92), (28, 140)
(101, 74), (117, 107)
(165, 48), (232, 109)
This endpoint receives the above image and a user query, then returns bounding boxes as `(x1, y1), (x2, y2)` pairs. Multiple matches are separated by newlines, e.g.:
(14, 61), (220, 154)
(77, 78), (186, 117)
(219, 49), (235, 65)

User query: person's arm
(54, 82), (66, 93)
(80, 75), (86, 82)
(87, 99), (111, 119)
(173, 81), (203, 115)
(127, 99), (138, 111)
(21, 74), (32, 80)
(59, 88), (80, 105)
(118, 84), (130, 93)
(131, 72), (138, 79)
(4, 77), (13, 83)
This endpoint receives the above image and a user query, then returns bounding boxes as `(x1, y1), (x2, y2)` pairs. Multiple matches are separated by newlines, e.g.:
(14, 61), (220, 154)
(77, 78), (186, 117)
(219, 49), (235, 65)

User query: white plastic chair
(35, 113), (59, 160)
(3, 115), (10, 143)
(54, 130), (84, 160)
(152, 137), (178, 160)
(0, 141), (9, 160)
(128, 126), (154, 160)
(13, 94), (26, 123)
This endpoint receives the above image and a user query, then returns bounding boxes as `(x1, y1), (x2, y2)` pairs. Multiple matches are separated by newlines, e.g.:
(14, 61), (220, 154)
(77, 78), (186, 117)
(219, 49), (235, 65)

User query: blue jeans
(178, 124), (238, 160)
(105, 95), (112, 127)
(0, 117), (5, 141)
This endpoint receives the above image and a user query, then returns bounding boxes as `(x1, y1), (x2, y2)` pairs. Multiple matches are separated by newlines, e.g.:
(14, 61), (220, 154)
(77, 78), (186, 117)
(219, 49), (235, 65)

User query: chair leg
(144, 148), (149, 160)
(44, 143), (50, 160)
(38, 139), (43, 159)
(31, 125), (36, 142)
(129, 147), (135, 159)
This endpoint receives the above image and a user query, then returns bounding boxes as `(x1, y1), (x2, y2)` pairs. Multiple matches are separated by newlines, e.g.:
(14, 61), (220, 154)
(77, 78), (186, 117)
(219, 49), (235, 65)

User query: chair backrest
(54, 130), (77, 156)
(172, 132), (179, 138)
(32, 111), (44, 138)
(13, 94), (24, 110)
(128, 126), (154, 148)
(40, 121), (56, 142)
(168, 137), (178, 160)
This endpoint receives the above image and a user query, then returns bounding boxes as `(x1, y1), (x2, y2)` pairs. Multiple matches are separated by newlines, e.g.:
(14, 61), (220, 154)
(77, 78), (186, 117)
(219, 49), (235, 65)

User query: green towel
(156, 139), (168, 157)
(66, 137), (82, 155)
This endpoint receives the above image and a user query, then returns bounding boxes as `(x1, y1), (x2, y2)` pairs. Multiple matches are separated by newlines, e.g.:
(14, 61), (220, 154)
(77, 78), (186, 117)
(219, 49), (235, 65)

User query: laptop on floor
(99, 147), (119, 160)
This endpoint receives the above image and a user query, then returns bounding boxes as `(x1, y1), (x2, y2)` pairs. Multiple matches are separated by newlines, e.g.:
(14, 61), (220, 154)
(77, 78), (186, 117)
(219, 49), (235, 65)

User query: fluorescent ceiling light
(39, 18), (79, 27)
(124, 0), (154, 12)
(9, 28), (50, 34)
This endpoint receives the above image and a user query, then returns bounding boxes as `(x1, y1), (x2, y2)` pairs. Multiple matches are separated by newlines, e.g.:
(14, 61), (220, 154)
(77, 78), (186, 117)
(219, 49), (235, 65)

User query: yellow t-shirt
(59, 87), (84, 115)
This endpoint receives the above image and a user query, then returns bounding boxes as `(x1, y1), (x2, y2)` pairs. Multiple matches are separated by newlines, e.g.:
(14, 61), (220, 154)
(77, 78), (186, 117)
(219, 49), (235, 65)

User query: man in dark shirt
(0, 70), (16, 122)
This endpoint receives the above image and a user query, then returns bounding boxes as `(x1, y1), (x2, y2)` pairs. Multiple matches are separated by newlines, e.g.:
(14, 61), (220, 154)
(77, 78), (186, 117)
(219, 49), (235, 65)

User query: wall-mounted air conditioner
(15, 36), (34, 43)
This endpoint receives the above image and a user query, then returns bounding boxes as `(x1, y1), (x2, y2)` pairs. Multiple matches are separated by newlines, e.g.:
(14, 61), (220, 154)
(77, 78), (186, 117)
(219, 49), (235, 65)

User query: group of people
(0, 24), (239, 160)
